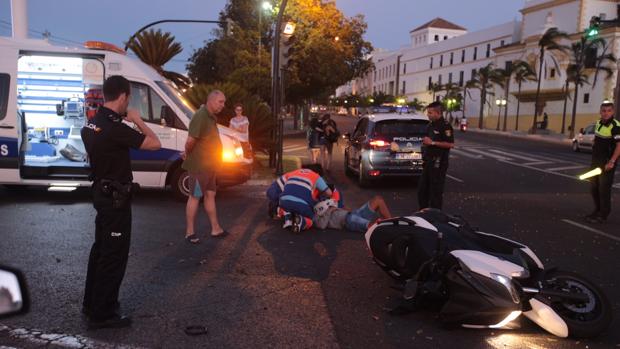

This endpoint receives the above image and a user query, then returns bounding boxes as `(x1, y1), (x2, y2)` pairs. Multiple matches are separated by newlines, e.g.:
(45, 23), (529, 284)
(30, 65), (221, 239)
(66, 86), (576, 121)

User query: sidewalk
(467, 127), (574, 146)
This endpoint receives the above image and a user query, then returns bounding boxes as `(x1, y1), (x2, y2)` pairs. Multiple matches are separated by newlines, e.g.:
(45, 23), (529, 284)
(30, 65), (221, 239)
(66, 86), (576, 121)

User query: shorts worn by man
(81, 75), (161, 330)
(313, 195), (392, 233)
(183, 90), (228, 243)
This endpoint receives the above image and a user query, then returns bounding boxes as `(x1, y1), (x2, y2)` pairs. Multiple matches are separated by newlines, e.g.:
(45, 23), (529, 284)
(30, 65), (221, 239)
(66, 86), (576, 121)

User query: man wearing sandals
(182, 90), (229, 243)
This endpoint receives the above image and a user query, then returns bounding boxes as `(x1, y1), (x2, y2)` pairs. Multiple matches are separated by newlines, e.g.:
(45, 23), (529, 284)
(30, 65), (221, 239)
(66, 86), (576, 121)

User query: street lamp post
(258, 1), (273, 64)
(495, 98), (506, 131)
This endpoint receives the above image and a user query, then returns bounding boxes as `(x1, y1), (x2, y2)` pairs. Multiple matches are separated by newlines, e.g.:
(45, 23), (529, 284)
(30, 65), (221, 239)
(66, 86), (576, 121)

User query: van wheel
(171, 168), (190, 201)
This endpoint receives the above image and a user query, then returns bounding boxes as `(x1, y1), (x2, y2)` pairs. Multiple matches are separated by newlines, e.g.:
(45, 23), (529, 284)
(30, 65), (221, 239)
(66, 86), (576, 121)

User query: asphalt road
(1, 114), (619, 348)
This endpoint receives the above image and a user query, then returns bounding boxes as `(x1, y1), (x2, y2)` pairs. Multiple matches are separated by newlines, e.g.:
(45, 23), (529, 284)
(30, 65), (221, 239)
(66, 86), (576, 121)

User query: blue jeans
(345, 203), (378, 232)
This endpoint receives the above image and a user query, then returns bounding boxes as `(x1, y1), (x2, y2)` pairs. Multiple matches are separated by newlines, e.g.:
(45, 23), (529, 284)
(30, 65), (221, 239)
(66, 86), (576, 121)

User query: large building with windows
(336, 0), (620, 133)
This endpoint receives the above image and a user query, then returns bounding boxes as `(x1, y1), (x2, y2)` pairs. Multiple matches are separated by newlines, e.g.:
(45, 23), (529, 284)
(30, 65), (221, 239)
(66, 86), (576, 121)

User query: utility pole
(270, 0), (289, 174)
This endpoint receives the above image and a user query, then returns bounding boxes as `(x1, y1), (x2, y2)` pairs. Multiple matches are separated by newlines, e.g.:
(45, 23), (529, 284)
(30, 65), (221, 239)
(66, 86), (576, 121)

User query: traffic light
(586, 16), (600, 38)
(279, 34), (295, 69)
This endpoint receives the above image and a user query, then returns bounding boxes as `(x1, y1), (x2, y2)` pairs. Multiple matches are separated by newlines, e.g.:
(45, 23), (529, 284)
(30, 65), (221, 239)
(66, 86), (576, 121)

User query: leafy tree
(126, 29), (191, 89)
(532, 27), (569, 133)
(566, 36), (616, 138)
(470, 63), (505, 129)
(283, 0), (373, 105)
(512, 60), (537, 131)
(370, 91), (394, 106)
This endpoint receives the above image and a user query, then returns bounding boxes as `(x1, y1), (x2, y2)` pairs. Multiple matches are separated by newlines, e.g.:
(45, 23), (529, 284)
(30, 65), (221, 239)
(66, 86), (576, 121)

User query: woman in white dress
(229, 104), (250, 143)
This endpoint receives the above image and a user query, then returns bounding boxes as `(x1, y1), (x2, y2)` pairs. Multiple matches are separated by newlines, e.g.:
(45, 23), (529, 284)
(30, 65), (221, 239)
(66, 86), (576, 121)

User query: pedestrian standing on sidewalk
(320, 113), (339, 172)
(183, 90), (230, 243)
(308, 114), (323, 164)
(229, 103), (250, 143)
(418, 101), (455, 210)
(585, 101), (620, 224)
(81, 75), (161, 329)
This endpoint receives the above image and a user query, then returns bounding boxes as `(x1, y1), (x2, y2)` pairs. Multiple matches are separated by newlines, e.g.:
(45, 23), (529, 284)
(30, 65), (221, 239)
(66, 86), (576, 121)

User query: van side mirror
(160, 105), (176, 127)
(0, 266), (29, 319)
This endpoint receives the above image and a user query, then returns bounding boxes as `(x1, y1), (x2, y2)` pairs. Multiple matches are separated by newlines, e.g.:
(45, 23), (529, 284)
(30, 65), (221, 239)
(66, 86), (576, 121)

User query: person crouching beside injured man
(313, 195), (392, 232)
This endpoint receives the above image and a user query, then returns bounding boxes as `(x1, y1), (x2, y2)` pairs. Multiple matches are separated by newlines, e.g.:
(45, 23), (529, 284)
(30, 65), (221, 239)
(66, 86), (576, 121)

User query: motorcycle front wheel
(541, 270), (612, 338)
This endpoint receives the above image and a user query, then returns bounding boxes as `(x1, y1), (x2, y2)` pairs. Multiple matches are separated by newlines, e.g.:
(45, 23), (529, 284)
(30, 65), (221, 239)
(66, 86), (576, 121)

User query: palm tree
(427, 82), (443, 101)
(566, 36), (616, 139)
(532, 27), (569, 133)
(470, 63), (505, 129)
(462, 79), (477, 120)
(560, 76), (571, 134)
(512, 60), (537, 131)
(442, 82), (461, 122)
(126, 29), (191, 89)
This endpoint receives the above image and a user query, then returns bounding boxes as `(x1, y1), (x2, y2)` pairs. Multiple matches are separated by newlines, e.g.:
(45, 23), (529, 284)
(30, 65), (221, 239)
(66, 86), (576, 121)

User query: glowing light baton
(579, 167), (602, 180)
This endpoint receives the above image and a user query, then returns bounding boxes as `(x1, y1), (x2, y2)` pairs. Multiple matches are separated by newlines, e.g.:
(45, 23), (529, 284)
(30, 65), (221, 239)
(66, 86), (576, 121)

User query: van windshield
(155, 81), (195, 119)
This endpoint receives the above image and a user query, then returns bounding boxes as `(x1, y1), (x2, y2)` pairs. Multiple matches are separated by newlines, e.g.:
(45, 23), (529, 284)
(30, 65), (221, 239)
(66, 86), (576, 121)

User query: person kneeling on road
(277, 164), (333, 233)
(313, 195), (392, 233)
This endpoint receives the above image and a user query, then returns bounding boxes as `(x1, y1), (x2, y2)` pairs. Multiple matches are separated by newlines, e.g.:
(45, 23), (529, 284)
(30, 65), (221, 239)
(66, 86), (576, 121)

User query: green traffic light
(587, 27), (599, 37)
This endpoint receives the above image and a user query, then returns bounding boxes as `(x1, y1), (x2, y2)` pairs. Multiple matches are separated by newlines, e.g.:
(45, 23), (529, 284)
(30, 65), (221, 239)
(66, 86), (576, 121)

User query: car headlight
(490, 273), (520, 304)
(235, 146), (243, 157)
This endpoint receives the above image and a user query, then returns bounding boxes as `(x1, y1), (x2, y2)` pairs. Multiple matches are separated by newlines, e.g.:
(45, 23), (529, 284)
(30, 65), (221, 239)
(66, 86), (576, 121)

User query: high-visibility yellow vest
(595, 119), (620, 139)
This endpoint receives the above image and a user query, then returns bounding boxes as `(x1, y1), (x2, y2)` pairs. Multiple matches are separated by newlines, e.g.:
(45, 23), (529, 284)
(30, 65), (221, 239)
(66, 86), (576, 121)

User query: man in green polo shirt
(183, 90), (229, 243)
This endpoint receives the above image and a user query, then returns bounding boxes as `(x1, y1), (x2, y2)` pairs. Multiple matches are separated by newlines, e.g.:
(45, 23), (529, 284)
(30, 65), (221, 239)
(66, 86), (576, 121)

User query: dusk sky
(0, 0), (525, 73)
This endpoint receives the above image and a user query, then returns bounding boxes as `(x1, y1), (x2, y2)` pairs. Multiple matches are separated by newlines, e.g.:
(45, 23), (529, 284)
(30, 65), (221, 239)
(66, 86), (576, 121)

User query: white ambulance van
(0, 37), (252, 199)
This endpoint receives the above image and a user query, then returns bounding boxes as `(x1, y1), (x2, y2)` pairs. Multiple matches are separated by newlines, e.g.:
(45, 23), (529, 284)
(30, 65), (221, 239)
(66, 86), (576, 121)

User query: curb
(467, 128), (573, 146)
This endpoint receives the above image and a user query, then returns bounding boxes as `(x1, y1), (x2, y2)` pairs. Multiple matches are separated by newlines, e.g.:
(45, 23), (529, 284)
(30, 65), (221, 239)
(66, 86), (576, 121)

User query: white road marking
(545, 165), (586, 171)
(466, 148), (512, 160)
(522, 161), (552, 166)
(497, 159), (577, 180)
(283, 145), (308, 152)
(488, 149), (550, 163)
(451, 148), (483, 159)
(561, 219), (620, 243)
(446, 174), (464, 183)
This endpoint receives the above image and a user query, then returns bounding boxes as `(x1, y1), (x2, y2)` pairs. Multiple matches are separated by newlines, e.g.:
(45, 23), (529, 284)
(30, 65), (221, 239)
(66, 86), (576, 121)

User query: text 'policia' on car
(0, 37), (252, 200)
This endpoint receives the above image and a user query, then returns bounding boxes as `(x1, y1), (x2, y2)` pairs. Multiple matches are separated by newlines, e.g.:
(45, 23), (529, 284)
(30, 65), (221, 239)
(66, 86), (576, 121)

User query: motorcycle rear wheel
(541, 270), (612, 338)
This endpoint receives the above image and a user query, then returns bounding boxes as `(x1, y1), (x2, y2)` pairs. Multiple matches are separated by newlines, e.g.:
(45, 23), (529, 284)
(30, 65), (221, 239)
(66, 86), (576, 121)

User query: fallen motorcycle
(365, 209), (612, 338)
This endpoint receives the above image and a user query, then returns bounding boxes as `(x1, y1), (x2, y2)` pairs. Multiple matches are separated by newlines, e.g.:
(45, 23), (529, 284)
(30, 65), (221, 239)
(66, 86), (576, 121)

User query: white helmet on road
(314, 199), (338, 216)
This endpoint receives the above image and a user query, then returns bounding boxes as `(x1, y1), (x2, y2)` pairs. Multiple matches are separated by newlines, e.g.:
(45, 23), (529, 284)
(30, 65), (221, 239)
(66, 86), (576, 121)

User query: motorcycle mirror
(0, 266), (30, 319)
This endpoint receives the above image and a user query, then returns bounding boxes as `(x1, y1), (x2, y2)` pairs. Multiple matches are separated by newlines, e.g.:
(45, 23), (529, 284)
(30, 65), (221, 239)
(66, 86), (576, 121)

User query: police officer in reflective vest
(585, 101), (620, 224)
(81, 75), (161, 329)
(418, 101), (455, 210)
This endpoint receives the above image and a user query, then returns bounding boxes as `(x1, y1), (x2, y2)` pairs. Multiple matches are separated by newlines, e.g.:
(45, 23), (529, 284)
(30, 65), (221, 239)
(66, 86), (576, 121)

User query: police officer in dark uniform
(418, 101), (455, 210)
(585, 101), (620, 224)
(81, 75), (161, 329)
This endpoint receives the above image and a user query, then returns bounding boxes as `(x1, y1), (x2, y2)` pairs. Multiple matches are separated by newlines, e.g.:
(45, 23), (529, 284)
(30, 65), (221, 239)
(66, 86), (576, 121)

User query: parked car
(572, 123), (595, 152)
(343, 112), (428, 187)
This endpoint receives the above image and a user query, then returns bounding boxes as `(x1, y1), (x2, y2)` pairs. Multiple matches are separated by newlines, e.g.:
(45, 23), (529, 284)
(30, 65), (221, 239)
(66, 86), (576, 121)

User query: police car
(572, 123), (595, 152)
(343, 111), (428, 186)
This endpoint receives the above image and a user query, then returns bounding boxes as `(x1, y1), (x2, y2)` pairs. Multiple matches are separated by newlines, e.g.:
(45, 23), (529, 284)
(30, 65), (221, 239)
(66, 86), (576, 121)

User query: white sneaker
(282, 219), (293, 229)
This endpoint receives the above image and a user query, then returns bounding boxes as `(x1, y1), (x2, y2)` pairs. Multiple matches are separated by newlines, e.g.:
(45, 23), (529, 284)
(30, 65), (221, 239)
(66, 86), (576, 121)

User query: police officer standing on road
(418, 101), (455, 210)
(81, 75), (161, 329)
(585, 101), (620, 224)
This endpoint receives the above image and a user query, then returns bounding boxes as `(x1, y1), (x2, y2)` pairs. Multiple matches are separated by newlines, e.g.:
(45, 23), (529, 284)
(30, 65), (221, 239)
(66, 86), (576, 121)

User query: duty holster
(99, 179), (139, 208)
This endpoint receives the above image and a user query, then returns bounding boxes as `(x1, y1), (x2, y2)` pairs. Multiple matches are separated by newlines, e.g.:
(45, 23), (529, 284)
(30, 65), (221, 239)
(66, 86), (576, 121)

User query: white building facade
(337, 0), (620, 133)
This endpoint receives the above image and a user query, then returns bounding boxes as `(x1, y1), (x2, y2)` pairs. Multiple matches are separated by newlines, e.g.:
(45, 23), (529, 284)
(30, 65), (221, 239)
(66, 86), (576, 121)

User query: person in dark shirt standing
(585, 102), (620, 224)
(418, 101), (455, 210)
(81, 75), (161, 329)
